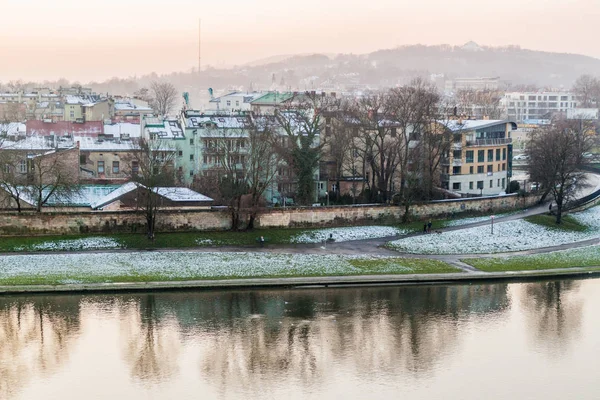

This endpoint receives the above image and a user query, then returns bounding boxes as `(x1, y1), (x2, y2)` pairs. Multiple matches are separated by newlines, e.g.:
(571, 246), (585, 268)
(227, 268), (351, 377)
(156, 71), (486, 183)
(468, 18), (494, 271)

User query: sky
(1, 0), (599, 82)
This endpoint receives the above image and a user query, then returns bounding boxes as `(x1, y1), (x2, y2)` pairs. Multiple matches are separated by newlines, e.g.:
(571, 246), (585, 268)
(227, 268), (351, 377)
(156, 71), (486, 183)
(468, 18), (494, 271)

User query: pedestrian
(260, 236), (265, 247)
(427, 220), (432, 233)
(549, 203), (552, 214)
(423, 223), (427, 234)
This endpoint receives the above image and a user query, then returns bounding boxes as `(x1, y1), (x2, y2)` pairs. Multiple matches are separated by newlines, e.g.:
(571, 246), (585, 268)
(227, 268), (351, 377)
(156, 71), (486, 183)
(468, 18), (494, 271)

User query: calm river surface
(1, 278), (600, 400)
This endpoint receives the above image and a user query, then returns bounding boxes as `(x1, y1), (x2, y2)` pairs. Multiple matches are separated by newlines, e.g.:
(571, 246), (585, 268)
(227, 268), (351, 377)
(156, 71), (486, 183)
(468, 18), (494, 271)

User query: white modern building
(501, 92), (579, 122)
(207, 92), (264, 113)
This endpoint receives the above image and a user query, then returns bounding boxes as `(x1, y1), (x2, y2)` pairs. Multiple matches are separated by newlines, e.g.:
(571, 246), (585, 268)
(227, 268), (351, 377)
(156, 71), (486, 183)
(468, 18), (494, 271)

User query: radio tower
(198, 18), (202, 76)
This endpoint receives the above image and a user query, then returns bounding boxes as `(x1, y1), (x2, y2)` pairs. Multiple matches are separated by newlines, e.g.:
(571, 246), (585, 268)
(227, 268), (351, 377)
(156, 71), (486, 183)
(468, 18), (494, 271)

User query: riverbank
(1, 266), (599, 294)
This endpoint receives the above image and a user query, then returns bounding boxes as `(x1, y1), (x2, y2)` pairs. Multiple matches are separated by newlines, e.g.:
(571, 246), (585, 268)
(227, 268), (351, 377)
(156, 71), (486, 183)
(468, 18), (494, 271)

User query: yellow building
(441, 120), (516, 196)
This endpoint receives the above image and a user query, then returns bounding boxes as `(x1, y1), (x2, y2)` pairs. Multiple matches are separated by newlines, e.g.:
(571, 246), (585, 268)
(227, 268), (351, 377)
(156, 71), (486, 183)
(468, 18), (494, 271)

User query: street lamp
(491, 215), (495, 235)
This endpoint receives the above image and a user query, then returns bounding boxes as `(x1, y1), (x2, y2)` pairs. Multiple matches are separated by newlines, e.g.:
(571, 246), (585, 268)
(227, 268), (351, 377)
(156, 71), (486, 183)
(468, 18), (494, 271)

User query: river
(1, 278), (599, 399)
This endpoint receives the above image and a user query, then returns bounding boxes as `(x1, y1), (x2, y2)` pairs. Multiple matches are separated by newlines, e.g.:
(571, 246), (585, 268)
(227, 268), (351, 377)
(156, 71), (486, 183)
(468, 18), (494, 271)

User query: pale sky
(1, 0), (599, 82)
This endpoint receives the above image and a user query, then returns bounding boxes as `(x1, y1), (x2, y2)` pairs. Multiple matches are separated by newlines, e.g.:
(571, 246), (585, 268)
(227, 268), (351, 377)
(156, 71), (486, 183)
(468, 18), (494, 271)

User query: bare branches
(149, 82), (178, 117)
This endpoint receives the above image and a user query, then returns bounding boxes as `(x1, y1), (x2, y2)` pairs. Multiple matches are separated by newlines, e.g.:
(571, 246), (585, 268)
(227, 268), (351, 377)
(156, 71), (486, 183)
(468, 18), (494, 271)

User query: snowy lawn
(463, 246), (600, 272)
(0, 251), (459, 286)
(12, 237), (123, 252)
(290, 226), (409, 244)
(388, 206), (600, 255)
(441, 211), (520, 228)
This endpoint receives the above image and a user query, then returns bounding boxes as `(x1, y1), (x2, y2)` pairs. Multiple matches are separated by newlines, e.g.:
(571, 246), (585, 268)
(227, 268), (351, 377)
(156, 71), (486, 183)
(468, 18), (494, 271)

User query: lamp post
(491, 215), (495, 235)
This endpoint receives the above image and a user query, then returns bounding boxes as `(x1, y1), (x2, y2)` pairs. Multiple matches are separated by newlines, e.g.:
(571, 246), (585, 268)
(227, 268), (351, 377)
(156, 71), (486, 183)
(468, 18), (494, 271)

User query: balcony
(452, 160), (462, 167)
(466, 138), (512, 147)
(452, 142), (462, 150)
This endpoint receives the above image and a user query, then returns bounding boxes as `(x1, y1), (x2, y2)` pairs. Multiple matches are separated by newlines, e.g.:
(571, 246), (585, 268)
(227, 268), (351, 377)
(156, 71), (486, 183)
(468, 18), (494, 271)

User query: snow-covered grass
(0, 251), (459, 286)
(13, 237), (123, 252)
(442, 211), (520, 228)
(388, 206), (600, 255)
(463, 246), (600, 272)
(290, 226), (409, 244)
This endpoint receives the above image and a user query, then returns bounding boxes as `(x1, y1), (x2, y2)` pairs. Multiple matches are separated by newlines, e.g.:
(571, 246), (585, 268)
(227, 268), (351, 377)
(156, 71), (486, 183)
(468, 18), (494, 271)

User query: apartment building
(441, 120), (516, 196)
(207, 92), (264, 113)
(501, 92), (578, 122)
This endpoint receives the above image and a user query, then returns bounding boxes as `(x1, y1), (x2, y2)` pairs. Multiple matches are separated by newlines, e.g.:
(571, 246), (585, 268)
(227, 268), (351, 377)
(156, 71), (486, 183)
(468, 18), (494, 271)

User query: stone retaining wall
(0, 194), (540, 236)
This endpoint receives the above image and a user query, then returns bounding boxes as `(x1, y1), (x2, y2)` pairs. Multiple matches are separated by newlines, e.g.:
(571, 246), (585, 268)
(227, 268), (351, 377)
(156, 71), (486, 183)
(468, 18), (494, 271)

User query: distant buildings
(444, 77), (500, 93)
(501, 91), (579, 122)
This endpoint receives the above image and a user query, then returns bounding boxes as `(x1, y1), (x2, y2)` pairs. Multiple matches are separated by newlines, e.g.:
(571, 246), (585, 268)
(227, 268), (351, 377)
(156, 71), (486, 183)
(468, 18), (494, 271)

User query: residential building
(501, 92), (579, 122)
(141, 116), (184, 180)
(207, 92), (264, 113)
(440, 120), (516, 196)
(26, 120), (104, 137)
(113, 100), (153, 123)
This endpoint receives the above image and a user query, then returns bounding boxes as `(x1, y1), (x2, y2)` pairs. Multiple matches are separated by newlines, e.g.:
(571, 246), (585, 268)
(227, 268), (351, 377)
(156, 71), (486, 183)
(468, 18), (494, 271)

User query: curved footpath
(2, 198), (600, 294)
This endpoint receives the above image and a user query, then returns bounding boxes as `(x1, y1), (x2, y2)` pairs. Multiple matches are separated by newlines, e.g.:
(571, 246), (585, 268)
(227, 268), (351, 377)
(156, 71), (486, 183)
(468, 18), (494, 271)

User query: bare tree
(273, 93), (339, 205)
(26, 148), (81, 212)
(196, 116), (280, 230)
(454, 89), (504, 119)
(0, 151), (29, 212)
(527, 118), (594, 224)
(124, 138), (176, 239)
(149, 82), (178, 117)
(572, 75), (600, 108)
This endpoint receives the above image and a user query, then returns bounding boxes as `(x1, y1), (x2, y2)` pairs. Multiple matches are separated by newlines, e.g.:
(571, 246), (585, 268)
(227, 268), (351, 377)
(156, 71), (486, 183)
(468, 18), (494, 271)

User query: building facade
(501, 92), (579, 122)
(441, 120), (516, 196)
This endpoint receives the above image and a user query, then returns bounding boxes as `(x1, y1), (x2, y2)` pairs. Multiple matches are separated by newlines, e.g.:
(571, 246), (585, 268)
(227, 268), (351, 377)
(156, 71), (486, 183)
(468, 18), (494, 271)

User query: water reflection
(0, 296), (81, 399)
(521, 280), (584, 354)
(2, 279), (598, 400)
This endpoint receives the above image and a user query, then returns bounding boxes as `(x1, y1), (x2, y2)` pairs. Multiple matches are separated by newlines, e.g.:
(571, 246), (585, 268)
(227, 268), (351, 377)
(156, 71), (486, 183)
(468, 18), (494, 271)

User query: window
(497, 179), (501, 187)
(132, 161), (139, 175)
(79, 154), (86, 164)
(502, 178), (506, 188)
(487, 165), (493, 173)
(487, 149), (493, 162)
(112, 161), (119, 174)
(190, 154), (194, 161)
(469, 166), (474, 174)
(477, 181), (484, 189)
(235, 101), (239, 107)
(226, 100), (231, 106)
(390, 128), (397, 137)
(477, 166), (484, 174)
(502, 148), (507, 160)
(190, 138), (194, 145)
(466, 150), (474, 163)
(477, 150), (484, 162)
(469, 182), (474, 190)
(502, 163), (506, 171)
(97, 161), (105, 174)
(178, 150), (183, 157)
(496, 149), (501, 161)
(325, 126), (331, 136)
(452, 182), (461, 190)
(203, 155), (207, 164)
(190, 170), (194, 177)
(489, 180), (493, 188)
(452, 166), (461, 174)
(18, 160), (27, 173)
(453, 150), (461, 159)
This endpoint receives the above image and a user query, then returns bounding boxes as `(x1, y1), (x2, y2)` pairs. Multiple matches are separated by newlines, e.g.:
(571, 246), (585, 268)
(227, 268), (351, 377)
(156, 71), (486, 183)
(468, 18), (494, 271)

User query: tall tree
(125, 138), (176, 239)
(149, 81), (178, 116)
(527, 119), (594, 224)
(572, 75), (600, 108)
(273, 93), (338, 205)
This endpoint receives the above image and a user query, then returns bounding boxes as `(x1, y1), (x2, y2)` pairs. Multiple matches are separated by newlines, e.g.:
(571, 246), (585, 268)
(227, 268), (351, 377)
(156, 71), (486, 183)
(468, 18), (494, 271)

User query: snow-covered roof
(184, 115), (249, 129)
(75, 136), (136, 151)
(115, 101), (152, 112)
(155, 187), (213, 202)
(103, 123), (141, 138)
(0, 135), (73, 151)
(443, 120), (516, 132)
(4, 185), (122, 207)
(209, 92), (264, 103)
(0, 122), (26, 136)
(90, 182), (213, 209)
(144, 119), (184, 139)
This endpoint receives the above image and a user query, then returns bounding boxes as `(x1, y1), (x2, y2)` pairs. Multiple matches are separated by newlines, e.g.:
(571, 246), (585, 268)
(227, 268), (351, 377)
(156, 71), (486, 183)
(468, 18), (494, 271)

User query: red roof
(26, 121), (104, 137)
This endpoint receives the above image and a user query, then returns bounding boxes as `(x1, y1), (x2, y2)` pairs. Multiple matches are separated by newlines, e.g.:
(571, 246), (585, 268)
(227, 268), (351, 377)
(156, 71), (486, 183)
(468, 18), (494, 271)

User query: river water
(1, 278), (599, 400)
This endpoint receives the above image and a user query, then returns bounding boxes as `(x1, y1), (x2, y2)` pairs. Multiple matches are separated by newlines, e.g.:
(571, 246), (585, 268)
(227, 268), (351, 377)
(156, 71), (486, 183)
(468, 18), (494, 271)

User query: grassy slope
(0, 257), (461, 286)
(524, 214), (588, 232)
(463, 246), (600, 272)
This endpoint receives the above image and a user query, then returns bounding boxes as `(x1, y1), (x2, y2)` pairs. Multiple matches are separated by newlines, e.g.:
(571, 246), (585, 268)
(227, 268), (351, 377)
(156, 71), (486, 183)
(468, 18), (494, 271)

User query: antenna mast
(198, 18), (201, 75)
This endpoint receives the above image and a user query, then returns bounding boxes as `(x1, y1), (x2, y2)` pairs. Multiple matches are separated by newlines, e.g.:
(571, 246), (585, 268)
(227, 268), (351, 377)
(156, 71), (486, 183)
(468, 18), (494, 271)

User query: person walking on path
(423, 223), (428, 234)
(427, 220), (432, 233)
(549, 203), (553, 214)
(260, 236), (265, 247)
